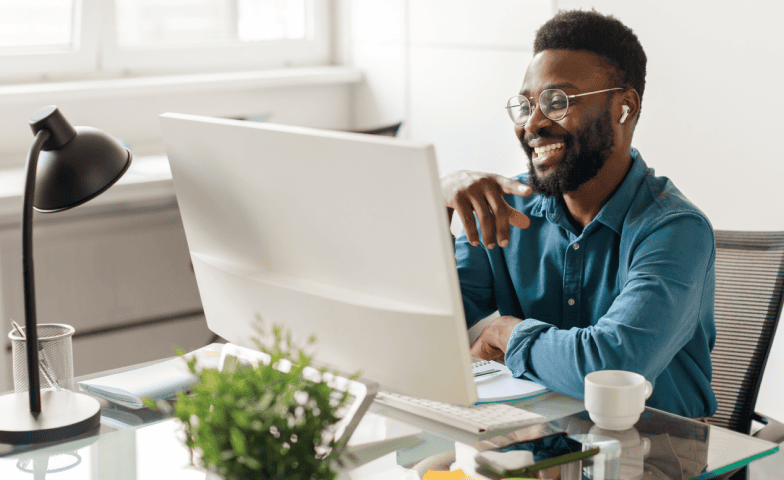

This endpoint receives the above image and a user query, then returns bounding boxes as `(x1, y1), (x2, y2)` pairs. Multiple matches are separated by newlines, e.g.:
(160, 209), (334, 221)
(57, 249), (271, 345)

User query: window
(0, 0), (329, 83)
(0, 1), (75, 49)
(116, 0), (308, 47)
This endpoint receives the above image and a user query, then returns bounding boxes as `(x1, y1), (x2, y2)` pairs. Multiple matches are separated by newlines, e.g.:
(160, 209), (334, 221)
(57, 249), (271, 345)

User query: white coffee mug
(584, 370), (653, 431)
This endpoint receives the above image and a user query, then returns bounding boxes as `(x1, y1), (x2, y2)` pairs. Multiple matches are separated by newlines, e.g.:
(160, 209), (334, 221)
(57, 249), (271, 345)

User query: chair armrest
(752, 412), (784, 444)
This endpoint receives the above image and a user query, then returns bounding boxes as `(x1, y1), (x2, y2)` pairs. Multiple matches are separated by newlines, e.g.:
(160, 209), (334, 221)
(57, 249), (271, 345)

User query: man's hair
(534, 10), (647, 114)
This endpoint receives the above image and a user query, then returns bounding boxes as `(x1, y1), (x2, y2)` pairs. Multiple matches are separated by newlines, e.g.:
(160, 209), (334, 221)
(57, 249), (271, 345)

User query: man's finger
(485, 193), (512, 246)
(470, 341), (504, 362)
(469, 340), (491, 360)
(455, 201), (480, 247)
(506, 205), (531, 230)
(469, 196), (497, 248)
(493, 174), (532, 198)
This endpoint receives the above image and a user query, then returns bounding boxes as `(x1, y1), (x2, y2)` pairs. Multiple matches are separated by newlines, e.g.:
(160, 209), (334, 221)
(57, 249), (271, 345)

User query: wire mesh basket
(9, 323), (76, 393)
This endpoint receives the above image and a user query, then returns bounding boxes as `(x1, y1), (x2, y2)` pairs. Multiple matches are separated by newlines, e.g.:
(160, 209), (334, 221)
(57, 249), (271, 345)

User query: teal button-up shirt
(456, 149), (718, 418)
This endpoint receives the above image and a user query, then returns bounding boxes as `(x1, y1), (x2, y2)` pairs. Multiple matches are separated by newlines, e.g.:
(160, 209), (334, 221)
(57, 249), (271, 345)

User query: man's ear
(620, 105), (630, 124)
(619, 89), (641, 125)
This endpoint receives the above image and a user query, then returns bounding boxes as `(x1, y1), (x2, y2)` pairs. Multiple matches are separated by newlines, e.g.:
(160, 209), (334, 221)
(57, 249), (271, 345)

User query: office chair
(709, 230), (784, 479)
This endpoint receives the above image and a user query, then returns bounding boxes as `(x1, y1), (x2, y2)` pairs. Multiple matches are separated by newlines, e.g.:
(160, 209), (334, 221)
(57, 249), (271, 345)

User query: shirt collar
(528, 148), (648, 236)
(592, 147), (647, 235)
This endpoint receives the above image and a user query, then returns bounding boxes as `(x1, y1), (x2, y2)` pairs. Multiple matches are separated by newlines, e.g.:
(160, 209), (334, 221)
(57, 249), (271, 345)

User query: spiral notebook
(472, 360), (549, 404)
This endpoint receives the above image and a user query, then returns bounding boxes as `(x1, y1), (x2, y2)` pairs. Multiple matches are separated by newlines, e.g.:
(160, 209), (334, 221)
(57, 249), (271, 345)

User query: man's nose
(524, 103), (553, 136)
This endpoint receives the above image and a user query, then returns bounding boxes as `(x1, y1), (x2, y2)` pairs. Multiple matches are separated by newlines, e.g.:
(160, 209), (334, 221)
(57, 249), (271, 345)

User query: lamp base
(0, 390), (101, 444)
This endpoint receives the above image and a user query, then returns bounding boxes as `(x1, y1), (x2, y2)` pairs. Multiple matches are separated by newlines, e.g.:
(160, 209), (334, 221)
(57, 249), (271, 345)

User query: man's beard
(521, 107), (615, 197)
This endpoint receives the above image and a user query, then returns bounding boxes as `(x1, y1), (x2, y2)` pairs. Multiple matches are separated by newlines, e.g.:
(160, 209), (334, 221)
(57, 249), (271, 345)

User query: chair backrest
(709, 230), (784, 434)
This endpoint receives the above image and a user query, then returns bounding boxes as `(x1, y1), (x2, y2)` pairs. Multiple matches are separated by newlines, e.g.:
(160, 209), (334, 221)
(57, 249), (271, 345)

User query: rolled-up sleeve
(505, 213), (715, 408)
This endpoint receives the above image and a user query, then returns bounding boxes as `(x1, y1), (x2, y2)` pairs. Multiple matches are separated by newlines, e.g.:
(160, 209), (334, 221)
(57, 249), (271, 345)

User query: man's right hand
(441, 170), (532, 249)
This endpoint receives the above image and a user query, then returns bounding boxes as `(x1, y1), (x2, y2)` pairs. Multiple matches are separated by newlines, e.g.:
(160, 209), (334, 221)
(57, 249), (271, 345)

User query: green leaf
(186, 356), (198, 373)
(242, 456), (261, 470)
(230, 410), (249, 428)
(229, 427), (247, 455)
(201, 369), (221, 389)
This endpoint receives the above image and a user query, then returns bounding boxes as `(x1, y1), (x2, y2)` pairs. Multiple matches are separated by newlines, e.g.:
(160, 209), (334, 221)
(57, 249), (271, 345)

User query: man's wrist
(493, 316), (523, 353)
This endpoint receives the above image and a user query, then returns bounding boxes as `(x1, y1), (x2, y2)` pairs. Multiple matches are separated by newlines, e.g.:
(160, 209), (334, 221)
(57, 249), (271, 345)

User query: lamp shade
(29, 106), (131, 212)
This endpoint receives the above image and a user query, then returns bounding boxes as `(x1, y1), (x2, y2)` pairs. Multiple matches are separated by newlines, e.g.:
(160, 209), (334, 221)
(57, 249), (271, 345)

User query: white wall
(345, 0), (784, 422)
(345, 0), (553, 177)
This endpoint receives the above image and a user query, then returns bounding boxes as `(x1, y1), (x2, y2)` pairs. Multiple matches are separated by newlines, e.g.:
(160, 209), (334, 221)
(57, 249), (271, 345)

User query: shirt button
(573, 243), (580, 250)
(568, 298), (576, 306)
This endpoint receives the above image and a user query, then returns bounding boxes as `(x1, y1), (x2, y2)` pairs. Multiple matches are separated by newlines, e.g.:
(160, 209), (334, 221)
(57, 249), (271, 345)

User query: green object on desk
(144, 316), (359, 480)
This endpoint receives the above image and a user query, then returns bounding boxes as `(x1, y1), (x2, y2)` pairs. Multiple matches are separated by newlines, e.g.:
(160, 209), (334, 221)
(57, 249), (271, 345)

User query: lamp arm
(22, 129), (51, 414)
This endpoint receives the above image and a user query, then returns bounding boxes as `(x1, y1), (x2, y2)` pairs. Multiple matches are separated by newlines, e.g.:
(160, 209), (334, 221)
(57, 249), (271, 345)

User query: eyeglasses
(506, 87), (624, 125)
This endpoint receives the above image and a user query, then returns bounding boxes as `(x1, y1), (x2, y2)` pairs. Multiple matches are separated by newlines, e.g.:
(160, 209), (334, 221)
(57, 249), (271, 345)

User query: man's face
(516, 50), (619, 197)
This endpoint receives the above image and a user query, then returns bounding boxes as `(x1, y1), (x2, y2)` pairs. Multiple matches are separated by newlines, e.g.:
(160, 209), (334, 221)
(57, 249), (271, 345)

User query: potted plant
(146, 316), (355, 480)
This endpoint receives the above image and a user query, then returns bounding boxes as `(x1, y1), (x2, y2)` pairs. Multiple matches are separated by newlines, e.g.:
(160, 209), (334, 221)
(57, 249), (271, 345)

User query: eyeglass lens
(507, 89), (570, 124)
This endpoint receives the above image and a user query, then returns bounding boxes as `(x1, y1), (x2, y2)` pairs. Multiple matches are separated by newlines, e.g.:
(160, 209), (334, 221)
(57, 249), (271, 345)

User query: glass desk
(0, 363), (779, 479)
(375, 393), (781, 479)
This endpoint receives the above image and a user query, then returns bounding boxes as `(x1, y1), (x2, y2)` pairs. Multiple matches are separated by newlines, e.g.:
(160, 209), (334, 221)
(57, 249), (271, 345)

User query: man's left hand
(469, 316), (524, 363)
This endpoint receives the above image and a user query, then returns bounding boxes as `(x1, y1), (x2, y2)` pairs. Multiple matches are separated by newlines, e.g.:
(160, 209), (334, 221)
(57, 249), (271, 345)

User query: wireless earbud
(620, 105), (630, 124)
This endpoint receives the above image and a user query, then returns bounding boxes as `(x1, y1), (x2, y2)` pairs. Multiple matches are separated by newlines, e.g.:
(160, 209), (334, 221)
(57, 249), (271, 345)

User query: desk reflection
(554, 410), (709, 480)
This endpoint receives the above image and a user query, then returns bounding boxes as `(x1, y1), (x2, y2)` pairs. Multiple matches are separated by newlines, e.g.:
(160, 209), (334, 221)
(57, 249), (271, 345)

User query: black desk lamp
(0, 106), (132, 444)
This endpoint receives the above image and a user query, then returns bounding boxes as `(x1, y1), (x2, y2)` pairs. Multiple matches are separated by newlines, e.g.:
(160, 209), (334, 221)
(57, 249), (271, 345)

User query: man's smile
(530, 142), (565, 166)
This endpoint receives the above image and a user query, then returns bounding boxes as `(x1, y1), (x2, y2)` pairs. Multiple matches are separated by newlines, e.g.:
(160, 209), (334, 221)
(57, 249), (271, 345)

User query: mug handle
(644, 380), (653, 400)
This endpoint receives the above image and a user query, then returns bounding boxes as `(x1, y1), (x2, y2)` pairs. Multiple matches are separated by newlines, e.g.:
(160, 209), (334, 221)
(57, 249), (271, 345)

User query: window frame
(0, 0), (330, 83)
(0, 0), (100, 82)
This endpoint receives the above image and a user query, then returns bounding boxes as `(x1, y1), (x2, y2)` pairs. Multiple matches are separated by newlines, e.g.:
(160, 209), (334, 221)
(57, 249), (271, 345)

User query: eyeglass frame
(506, 87), (625, 125)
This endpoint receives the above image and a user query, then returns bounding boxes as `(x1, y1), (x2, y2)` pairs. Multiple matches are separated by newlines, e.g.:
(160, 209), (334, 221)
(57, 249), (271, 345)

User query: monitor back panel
(160, 114), (477, 405)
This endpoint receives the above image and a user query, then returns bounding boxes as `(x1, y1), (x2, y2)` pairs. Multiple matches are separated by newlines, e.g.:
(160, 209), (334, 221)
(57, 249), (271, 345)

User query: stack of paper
(78, 343), (224, 409)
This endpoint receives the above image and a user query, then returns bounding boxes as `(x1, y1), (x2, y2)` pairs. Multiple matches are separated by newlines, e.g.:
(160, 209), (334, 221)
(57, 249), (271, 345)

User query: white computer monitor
(160, 113), (477, 405)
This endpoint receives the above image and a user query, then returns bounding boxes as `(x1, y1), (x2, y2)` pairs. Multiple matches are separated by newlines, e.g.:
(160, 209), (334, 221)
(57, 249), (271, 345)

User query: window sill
(0, 66), (363, 104)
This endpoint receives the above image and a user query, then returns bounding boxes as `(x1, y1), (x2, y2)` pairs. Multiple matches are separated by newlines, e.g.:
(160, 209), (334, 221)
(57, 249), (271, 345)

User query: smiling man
(442, 10), (717, 419)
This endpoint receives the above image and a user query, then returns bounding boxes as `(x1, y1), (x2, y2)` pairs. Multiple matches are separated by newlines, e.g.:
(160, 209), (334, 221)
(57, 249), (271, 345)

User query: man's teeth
(533, 143), (564, 155)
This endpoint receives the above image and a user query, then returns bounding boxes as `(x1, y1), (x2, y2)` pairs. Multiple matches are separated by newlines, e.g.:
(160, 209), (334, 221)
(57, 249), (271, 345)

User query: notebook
(473, 360), (549, 404)
(77, 343), (224, 409)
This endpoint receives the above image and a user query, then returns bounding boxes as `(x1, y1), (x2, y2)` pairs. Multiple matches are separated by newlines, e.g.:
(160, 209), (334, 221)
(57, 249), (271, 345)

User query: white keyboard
(375, 391), (545, 434)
